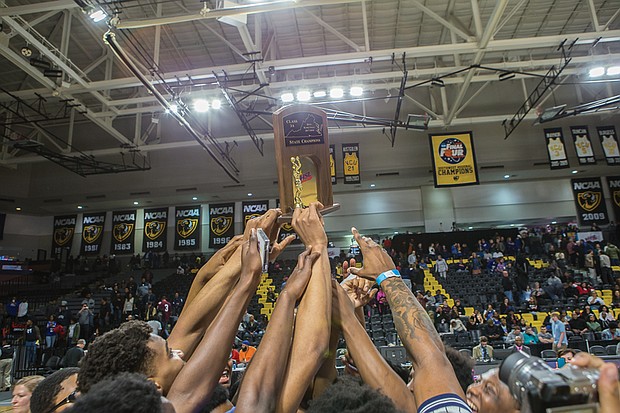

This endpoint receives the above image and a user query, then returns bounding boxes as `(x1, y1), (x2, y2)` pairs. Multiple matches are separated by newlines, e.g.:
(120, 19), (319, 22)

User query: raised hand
(331, 280), (356, 328)
(199, 235), (243, 281)
(244, 209), (282, 243)
(282, 247), (320, 301)
(291, 202), (328, 248)
(341, 275), (378, 309)
(270, 234), (296, 262)
(241, 229), (263, 279)
(348, 227), (395, 281)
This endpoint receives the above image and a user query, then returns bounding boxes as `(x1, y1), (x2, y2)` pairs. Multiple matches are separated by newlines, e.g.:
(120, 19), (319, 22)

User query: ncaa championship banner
(571, 177), (609, 226)
(209, 203), (235, 249)
(111, 210), (136, 254)
(342, 143), (361, 184)
(329, 144), (337, 184)
(544, 128), (569, 170)
(52, 215), (77, 257)
(242, 200), (269, 229)
(174, 205), (201, 250)
(80, 212), (106, 255)
(143, 207), (168, 252)
(607, 176), (620, 222)
(429, 132), (479, 187)
(570, 126), (596, 165)
(597, 126), (620, 165)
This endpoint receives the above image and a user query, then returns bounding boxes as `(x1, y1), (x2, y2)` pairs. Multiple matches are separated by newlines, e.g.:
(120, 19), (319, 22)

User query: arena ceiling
(0, 0), (619, 221)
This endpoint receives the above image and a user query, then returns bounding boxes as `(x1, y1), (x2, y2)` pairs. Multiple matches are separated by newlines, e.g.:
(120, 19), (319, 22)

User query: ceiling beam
(409, 0), (472, 42)
(0, 0), (78, 17)
(302, 8), (363, 52)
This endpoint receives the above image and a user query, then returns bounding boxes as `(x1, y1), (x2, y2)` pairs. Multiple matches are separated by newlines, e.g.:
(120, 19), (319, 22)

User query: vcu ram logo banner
(52, 215), (77, 257)
(175, 205), (201, 250)
(429, 132), (479, 187)
(209, 203), (235, 249)
(80, 212), (106, 255)
(143, 207), (168, 253)
(597, 126), (620, 165)
(111, 210), (136, 254)
(606, 176), (620, 222)
(544, 128), (570, 170)
(571, 178), (609, 226)
(242, 200), (269, 229)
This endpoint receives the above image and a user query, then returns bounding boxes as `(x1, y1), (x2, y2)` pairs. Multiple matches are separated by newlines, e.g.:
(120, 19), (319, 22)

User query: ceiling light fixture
(133, 201), (139, 205)
(15, 207), (21, 211)
(504, 174), (510, 179)
(572, 170), (578, 174)
(192, 196), (198, 201)
(89, 9), (107, 23)
(77, 205), (83, 209)
(607, 66), (620, 76)
(313, 90), (326, 98)
(329, 87), (344, 98)
(370, 183), (376, 188)
(406, 114), (430, 130)
(589, 67), (605, 77)
(350, 86), (364, 96)
(211, 99), (222, 109)
(551, 221), (557, 224)
(20, 46), (32, 57)
(296, 90), (311, 102)
(281, 92), (294, 103)
(193, 99), (209, 112)
(247, 193), (253, 197)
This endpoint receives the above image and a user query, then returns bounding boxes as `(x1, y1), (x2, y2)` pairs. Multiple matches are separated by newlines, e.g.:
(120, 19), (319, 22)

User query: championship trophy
(273, 105), (340, 222)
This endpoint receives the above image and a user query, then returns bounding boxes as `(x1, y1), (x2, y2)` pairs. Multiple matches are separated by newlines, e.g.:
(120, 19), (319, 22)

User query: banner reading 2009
(571, 177), (609, 226)
(52, 215), (77, 257)
(209, 203), (235, 249)
(143, 207), (168, 252)
(429, 132), (479, 187)
(174, 205), (201, 250)
(111, 210), (136, 254)
(80, 212), (106, 255)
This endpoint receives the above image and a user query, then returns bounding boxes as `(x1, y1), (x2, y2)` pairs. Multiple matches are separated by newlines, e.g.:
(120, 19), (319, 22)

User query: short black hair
(70, 373), (162, 413)
(199, 384), (230, 413)
(444, 346), (474, 393)
(307, 375), (402, 413)
(30, 368), (79, 413)
(77, 321), (155, 393)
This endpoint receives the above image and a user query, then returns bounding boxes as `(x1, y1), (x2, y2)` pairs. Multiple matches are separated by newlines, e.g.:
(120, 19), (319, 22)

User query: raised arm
(276, 203), (332, 413)
(167, 230), (263, 413)
(333, 280), (418, 412)
(236, 247), (319, 413)
(348, 227), (467, 408)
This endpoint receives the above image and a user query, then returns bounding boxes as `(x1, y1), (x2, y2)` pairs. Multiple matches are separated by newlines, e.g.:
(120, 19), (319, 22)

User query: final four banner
(209, 203), (235, 249)
(80, 212), (106, 255)
(597, 126), (620, 165)
(571, 178), (609, 226)
(143, 207), (168, 252)
(606, 176), (620, 222)
(52, 215), (77, 257)
(174, 205), (201, 250)
(242, 200), (269, 229)
(570, 126), (596, 165)
(544, 128), (569, 170)
(342, 143), (360, 184)
(111, 210), (136, 254)
(429, 132), (479, 187)
(329, 144), (336, 184)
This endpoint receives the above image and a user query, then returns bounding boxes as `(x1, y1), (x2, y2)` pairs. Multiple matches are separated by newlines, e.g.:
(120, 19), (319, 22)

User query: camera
(499, 351), (599, 413)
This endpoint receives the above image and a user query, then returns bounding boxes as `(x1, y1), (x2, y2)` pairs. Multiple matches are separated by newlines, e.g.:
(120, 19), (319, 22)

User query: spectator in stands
(137, 276), (151, 299)
(585, 250), (597, 283)
(576, 281), (593, 296)
(98, 297), (112, 335)
(67, 317), (80, 347)
(239, 340), (257, 364)
(123, 292), (135, 318)
(472, 336), (493, 361)
(586, 313), (602, 333)
(537, 325), (553, 344)
(434, 255), (448, 279)
(551, 311), (568, 351)
(449, 319), (467, 334)
(12, 375), (44, 413)
(30, 367), (79, 413)
(483, 304), (495, 320)
(605, 243), (620, 266)
(6, 297), (19, 321)
(545, 273), (564, 300)
(557, 348), (575, 364)
(242, 315), (263, 344)
(508, 336), (531, 355)
(126, 276), (137, 296)
(499, 297), (514, 315)
(601, 321), (620, 341)
(469, 253), (482, 275)
(501, 271), (514, 303)
(17, 298), (29, 320)
(522, 326), (538, 345)
(505, 326), (522, 345)
(157, 296), (172, 328)
(1, 339), (13, 391)
(612, 290), (620, 308)
(61, 339), (86, 367)
(569, 311), (589, 336)
(23, 318), (41, 367)
(77, 303), (93, 341)
(56, 301), (71, 328)
(481, 319), (502, 343)
(599, 250), (613, 285)
(434, 306), (450, 333)
(587, 291), (605, 310)
(45, 315), (58, 349)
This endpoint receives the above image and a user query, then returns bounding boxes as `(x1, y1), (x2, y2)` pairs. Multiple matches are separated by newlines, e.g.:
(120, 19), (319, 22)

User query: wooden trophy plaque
(273, 105), (340, 222)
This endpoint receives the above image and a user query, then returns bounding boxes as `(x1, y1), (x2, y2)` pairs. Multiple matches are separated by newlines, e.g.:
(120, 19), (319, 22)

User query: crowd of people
(0, 209), (619, 413)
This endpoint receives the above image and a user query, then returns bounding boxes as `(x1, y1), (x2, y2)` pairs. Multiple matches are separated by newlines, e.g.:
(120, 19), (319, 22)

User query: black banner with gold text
(570, 126), (596, 165)
(111, 210), (136, 255)
(174, 205), (201, 250)
(544, 128), (570, 170)
(80, 212), (106, 255)
(242, 200), (269, 230)
(597, 126), (620, 165)
(571, 177), (609, 226)
(342, 143), (360, 184)
(143, 208), (168, 252)
(209, 203), (235, 249)
(329, 144), (336, 184)
(52, 215), (77, 257)
(607, 176), (620, 222)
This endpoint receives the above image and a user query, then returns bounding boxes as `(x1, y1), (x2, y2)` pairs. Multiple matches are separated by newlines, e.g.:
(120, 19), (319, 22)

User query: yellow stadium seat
(465, 307), (474, 316)
(262, 302), (273, 309)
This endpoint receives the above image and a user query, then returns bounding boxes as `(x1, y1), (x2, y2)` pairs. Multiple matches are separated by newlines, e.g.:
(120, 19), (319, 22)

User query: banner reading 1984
(52, 215), (77, 257)
(174, 205), (201, 250)
(209, 203), (235, 249)
(80, 212), (106, 255)
(111, 210), (136, 254)
(143, 207), (168, 252)
(429, 132), (479, 187)
(571, 177), (609, 226)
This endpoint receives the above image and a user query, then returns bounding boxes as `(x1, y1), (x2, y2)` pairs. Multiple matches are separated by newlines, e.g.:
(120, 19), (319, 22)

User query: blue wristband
(376, 269), (400, 287)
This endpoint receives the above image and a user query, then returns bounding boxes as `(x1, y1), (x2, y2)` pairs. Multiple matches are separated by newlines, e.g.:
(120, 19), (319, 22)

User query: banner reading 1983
(52, 215), (77, 257)
(174, 205), (201, 250)
(242, 200), (269, 229)
(571, 177), (609, 226)
(429, 132), (479, 187)
(80, 212), (106, 255)
(209, 203), (235, 249)
(143, 207), (168, 252)
(111, 210), (136, 254)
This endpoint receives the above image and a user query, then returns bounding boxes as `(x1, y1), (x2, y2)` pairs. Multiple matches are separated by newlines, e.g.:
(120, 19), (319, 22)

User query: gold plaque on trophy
(273, 105), (339, 221)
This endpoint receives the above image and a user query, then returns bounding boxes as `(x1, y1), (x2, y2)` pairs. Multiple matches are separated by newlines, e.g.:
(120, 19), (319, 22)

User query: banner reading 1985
(242, 200), (268, 229)
(342, 143), (360, 184)
(429, 132), (479, 187)
(209, 203), (235, 249)
(143, 207), (168, 252)
(174, 205), (201, 250)
(111, 210), (136, 254)
(80, 212), (106, 255)
(571, 177), (609, 226)
(597, 126), (620, 165)
(544, 128), (569, 170)
(52, 215), (77, 257)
